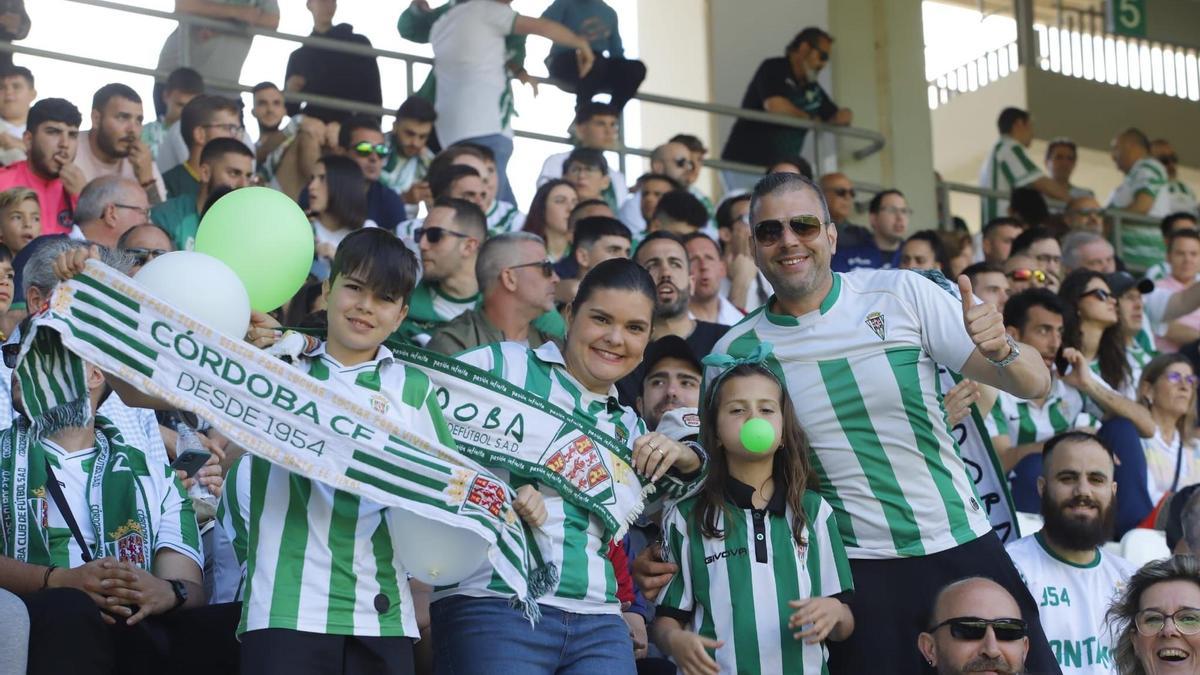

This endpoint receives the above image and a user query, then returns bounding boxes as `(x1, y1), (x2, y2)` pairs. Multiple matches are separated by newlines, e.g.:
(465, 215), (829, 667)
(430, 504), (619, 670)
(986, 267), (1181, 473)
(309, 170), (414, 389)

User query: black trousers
(241, 628), (415, 675)
(547, 51), (647, 113)
(21, 588), (241, 675)
(825, 534), (1062, 675)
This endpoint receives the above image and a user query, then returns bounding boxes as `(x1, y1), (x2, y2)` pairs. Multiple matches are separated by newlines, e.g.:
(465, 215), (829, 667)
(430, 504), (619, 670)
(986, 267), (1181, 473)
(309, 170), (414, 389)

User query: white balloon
(392, 510), (489, 586)
(134, 251), (251, 338)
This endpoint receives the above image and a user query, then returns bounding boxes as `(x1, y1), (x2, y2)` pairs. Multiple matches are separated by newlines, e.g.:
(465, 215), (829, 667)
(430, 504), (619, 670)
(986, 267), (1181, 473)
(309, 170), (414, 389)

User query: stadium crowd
(0, 0), (1197, 674)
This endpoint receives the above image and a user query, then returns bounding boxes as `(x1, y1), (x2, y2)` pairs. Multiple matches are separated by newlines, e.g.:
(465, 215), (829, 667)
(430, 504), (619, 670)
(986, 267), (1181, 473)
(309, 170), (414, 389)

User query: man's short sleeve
(1130, 164), (1166, 199)
(154, 464), (204, 569)
(480, 1), (519, 35)
(1007, 145), (1044, 189)
(750, 59), (792, 105)
(906, 273), (976, 373)
(814, 85), (839, 122)
(809, 495), (854, 596)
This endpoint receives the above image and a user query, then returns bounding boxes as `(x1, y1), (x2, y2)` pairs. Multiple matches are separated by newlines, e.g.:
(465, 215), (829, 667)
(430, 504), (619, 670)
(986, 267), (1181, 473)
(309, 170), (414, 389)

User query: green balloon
(195, 187), (314, 313)
(739, 418), (776, 454)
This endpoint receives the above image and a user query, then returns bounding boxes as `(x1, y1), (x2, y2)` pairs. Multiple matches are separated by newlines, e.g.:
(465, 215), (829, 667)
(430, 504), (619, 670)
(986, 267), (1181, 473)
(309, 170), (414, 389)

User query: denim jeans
(461, 133), (516, 207)
(431, 595), (634, 675)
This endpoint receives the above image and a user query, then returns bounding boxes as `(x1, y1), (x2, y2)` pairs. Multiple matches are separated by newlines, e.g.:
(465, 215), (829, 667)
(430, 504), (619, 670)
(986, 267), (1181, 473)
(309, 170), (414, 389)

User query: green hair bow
(701, 342), (778, 406)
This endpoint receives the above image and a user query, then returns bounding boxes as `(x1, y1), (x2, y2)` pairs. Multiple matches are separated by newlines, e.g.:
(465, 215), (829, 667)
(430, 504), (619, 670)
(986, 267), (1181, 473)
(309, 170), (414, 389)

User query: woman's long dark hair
(522, 179), (575, 239)
(696, 365), (817, 548)
(315, 154), (368, 232)
(1058, 268), (1130, 392)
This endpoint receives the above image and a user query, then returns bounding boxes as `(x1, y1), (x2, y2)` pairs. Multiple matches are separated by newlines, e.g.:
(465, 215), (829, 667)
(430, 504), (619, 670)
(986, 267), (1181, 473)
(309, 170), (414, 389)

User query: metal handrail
(57, 0), (887, 169)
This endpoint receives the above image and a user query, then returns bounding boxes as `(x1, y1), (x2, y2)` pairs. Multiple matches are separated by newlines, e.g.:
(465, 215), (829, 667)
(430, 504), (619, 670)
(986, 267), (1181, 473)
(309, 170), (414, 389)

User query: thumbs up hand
(958, 274), (1011, 363)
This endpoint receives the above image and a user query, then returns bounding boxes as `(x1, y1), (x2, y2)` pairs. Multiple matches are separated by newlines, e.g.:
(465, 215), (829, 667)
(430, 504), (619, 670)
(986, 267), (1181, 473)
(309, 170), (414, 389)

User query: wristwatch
(166, 579), (188, 612)
(985, 334), (1021, 368)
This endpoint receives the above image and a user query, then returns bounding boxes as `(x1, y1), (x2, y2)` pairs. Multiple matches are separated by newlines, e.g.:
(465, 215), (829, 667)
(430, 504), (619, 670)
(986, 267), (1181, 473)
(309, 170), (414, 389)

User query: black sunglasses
(124, 247), (168, 265)
(753, 215), (825, 246)
(353, 141), (391, 159)
(830, 187), (856, 198)
(508, 260), (555, 278)
(673, 157), (695, 170)
(1081, 288), (1114, 302)
(414, 227), (470, 245)
(932, 617), (1027, 642)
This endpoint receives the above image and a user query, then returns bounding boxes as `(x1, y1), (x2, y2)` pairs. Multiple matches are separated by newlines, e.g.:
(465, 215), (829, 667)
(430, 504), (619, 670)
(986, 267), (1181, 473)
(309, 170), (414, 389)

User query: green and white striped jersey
(432, 341), (697, 614)
(486, 200), (525, 237)
(657, 485), (853, 675)
(1007, 533), (1136, 674)
(34, 439), (202, 570)
(1107, 157), (1172, 218)
(985, 378), (1083, 445)
(979, 135), (1044, 223)
(709, 270), (994, 559)
(395, 280), (480, 347)
(1166, 178), (1198, 216)
(217, 342), (448, 637)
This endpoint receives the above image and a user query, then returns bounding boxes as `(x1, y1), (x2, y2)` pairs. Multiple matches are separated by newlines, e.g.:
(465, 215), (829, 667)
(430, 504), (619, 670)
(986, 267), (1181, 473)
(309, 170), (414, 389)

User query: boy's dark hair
(653, 190), (708, 231)
(0, 244), (13, 264)
(165, 67), (205, 95)
(1009, 227), (1057, 257)
(573, 217), (631, 251)
(432, 196), (487, 240)
(330, 228), (419, 305)
(429, 164), (481, 200)
(573, 101), (618, 125)
(868, 189), (905, 214)
(1003, 287), (1064, 331)
(562, 147), (609, 176)
(252, 81), (280, 94)
(27, 98), (82, 133)
(1162, 211), (1199, 239)
(199, 137), (253, 166)
(338, 114), (383, 149)
(997, 107), (1030, 135)
(0, 65), (33, 88)
(396, 96), (437, 123)
(180, 95), (240, 150)
(571, 257), (656, 315)
(92, 83), (141, 111)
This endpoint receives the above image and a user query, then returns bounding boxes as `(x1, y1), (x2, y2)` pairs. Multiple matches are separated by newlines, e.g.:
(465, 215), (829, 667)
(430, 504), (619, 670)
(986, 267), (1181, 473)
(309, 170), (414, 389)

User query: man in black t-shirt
(285, 0), (382, 124)
(720, 27), (853, 191)
(616, 231), (728, 406)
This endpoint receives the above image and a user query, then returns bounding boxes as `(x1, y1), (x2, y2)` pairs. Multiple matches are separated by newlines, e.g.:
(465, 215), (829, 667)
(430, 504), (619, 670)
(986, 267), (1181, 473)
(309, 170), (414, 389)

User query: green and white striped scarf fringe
(20, 261), (545, 620)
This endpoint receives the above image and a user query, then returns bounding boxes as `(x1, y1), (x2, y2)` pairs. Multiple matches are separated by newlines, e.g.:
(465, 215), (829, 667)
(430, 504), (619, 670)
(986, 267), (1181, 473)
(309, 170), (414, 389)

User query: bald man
(1108, 128), (1171, 217)
(918, 577), (1030, 675)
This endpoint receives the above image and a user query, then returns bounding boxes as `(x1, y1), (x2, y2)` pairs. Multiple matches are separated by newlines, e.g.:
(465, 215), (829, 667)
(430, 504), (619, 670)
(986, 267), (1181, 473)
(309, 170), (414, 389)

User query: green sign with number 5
(1108, 0), (1147, 37)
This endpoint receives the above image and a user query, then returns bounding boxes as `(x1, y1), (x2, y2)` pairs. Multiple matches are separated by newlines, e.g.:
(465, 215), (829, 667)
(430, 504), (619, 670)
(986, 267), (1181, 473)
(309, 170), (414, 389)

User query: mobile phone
(171, 448), (211, 478)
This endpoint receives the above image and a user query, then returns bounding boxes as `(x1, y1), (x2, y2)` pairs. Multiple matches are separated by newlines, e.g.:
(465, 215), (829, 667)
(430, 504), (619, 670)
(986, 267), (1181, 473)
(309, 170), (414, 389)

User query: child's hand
(788, 597), (851, 644)
(668, 631), (723, 675)
(513, 484), (547, 527)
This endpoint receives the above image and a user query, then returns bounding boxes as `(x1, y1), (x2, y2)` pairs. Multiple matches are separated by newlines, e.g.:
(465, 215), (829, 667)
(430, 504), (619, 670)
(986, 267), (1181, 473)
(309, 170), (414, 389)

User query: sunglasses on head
(1135, 608), (1200, 636)
(414, 226), (470, 245)
(1081, 288), (1114, 302)
(932, 617), (1028, 642)
(1007, 268), (1046, 283)
(124, 248), (168, 265)
(508, 259), (555, 278)
(353, 141), (391, 159)
(753, 215), (825, 246)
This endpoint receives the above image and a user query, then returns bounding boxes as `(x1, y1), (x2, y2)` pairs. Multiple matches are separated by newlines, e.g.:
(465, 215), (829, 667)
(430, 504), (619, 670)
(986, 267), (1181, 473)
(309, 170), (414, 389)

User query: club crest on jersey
(865, 311), (886, 341)
(370, 394), (389, 415)
(29, 487), (48, 528)
(546, 436), (610, 491)
(106, 520), (146, 566)
(465, 475), (508, 519)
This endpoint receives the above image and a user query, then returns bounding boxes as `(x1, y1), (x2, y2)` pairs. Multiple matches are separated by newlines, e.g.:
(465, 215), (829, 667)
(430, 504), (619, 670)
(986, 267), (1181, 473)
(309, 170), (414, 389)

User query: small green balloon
(739, 418), (776, 453)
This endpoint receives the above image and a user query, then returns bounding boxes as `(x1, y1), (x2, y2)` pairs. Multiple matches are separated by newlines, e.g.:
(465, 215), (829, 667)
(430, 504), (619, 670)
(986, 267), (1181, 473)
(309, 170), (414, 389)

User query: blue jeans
(431, 595), (634, 675)
(461, 133), (516, 207)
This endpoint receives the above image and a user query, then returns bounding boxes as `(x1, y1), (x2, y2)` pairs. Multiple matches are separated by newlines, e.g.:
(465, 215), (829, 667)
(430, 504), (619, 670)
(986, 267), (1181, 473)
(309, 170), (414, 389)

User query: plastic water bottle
(175, 420), (218, 513)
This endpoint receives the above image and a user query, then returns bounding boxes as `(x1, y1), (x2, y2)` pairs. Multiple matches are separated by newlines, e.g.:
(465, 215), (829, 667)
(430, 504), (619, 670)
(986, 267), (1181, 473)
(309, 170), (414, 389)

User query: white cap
(655, 407), (701, 442)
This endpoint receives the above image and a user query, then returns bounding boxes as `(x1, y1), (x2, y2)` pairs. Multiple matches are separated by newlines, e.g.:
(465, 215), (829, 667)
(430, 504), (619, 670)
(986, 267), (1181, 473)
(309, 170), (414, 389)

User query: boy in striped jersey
(700, 173), (1058, 674)
(653, 357), (853, 675)
(218, 229), (451, 675)
(430, 259), (705, 675)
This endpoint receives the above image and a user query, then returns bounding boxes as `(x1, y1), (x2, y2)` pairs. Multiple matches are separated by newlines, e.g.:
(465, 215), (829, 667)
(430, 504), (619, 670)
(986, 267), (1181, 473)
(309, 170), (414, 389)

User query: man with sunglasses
(918, 577), (1031, 675)
(283, 0), (382, 126)
(427, 231), (561, 356)
(720, 27), (852, 193)
(395, 197), (486, 347)
(69, 175), (148, 249)
(1152, 138), (1198, 217)
(1006, 431), (1136, 674)
(704, 173), (1057, 674)
(819, 172), (869, 248)
(161, 95), (242, 200)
